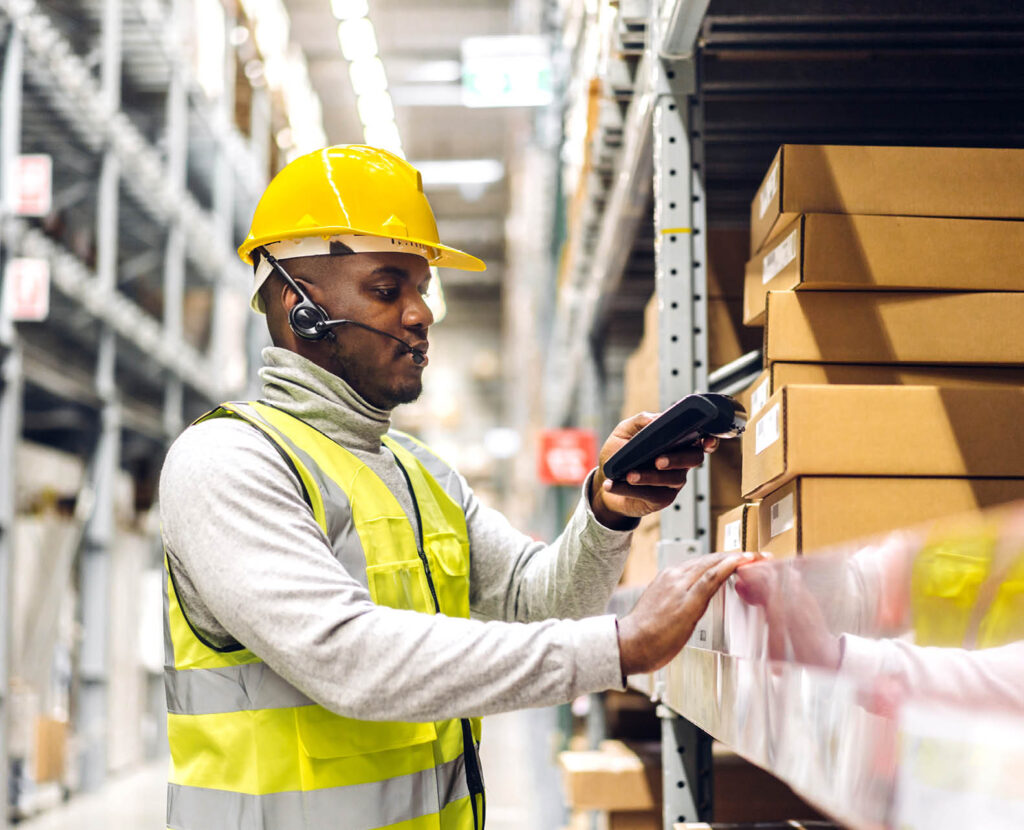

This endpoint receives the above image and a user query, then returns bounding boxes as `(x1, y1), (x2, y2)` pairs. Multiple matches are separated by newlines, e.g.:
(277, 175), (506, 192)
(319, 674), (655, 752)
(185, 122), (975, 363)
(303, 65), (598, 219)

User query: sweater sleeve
(462, 471), (636, 624)
(159, 419), (625, 724)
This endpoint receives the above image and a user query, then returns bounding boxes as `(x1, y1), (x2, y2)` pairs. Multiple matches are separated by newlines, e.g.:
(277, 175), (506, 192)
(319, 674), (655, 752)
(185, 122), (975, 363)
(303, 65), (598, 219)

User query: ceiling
(283, 0), (526, 303)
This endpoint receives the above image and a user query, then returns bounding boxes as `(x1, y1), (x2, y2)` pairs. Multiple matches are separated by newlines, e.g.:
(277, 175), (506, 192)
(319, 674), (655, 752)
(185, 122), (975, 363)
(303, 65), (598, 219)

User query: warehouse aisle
(16, 709), (566, 829)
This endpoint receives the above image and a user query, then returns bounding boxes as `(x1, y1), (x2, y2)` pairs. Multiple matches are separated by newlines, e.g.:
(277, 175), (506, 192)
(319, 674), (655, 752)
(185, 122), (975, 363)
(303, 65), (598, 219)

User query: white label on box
(750, 377), (770, 416)
(769, 493), (795, 538)
(754, 403), (780, 455)
(723, 519), (742, 552)
(761, 229), (798, 284)
(758, 162), (779, 220)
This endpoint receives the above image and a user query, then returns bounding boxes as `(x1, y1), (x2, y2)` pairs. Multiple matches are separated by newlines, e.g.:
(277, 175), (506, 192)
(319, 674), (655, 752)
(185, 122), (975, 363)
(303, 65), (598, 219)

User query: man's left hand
(589, 412), (719, 530)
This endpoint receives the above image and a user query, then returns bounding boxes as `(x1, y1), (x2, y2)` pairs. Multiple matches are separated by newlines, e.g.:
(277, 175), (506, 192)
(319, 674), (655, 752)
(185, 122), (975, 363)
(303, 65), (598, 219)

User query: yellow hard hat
(239, 145), (486, 309)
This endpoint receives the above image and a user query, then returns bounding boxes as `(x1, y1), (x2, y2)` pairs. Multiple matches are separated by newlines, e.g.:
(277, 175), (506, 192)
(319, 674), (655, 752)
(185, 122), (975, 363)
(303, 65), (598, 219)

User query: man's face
(281, 252), (434, 410)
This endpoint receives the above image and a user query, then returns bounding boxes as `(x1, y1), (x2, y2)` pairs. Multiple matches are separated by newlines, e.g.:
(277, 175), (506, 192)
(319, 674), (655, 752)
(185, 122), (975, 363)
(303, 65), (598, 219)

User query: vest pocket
(426, 533), (470, 618)
(366, 558), (435, 613)
(296, 705), (437, 759)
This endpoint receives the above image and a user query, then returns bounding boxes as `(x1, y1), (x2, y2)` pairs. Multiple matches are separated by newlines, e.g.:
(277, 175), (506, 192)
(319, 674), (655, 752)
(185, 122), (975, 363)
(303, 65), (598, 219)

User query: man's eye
(375, 287), (399, 299)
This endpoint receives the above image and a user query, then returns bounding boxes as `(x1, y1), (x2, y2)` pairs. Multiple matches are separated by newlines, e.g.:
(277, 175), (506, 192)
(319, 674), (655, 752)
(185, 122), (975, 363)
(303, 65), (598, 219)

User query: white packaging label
(754, 403), (780, 455)
(723, 519), (742, 552)
(758, 163), (779, 219)
(769, 493), (795, 538)
(761, 229), (798, 284)
(750, 378), (770, 416)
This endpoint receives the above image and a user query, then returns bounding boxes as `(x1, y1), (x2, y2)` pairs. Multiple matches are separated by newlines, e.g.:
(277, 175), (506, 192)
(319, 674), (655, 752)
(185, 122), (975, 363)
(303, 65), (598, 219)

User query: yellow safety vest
(911, 519), (1024, 650)
(163, 401), (485, 830)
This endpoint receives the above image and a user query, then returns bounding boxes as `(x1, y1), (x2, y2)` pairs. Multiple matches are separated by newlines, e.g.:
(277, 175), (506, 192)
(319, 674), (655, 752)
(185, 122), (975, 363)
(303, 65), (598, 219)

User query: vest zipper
(392, 451), (486, 829)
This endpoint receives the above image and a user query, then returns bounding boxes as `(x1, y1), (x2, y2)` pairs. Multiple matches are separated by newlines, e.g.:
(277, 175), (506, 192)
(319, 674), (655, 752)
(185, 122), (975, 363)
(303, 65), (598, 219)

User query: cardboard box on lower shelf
(715, 503), (760, 553)
(33, 717), (67, 783)
(758, 476), (1024, 558)
(741, 385), (1024, 499)
(558, 739), (662, 812)
(763, 290), (1024, 366)
(745, 362), (1024, 418)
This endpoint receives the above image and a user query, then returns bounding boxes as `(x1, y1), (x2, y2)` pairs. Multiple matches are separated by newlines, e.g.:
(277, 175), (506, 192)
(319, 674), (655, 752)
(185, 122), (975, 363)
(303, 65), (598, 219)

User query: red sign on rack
(10, 154), (52, 217)
(537, 428), (598, 485)
(3, 258), (50, 322)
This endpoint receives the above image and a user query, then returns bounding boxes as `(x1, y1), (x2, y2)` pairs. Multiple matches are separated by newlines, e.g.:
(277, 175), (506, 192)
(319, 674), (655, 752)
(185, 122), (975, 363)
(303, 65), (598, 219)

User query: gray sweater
(159, 347), (630, 722)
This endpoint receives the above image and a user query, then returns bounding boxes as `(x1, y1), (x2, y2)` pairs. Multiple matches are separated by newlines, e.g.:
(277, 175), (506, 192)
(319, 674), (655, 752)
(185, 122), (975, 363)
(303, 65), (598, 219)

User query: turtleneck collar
(258, 347), (391, 452)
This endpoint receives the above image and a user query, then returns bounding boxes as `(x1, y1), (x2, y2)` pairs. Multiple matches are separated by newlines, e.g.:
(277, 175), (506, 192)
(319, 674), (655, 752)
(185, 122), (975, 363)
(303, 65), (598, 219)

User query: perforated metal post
(162, 0), (187, 438)
(659, 705), (714, 827)
(651, 5), (714, 826)
(0, 23), (24, 827)
(76, 0), (122, 791)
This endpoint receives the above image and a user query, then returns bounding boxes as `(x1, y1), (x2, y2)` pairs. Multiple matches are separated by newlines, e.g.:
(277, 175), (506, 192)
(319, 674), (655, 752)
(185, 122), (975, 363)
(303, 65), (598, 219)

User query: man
(159, 145), (757, 830)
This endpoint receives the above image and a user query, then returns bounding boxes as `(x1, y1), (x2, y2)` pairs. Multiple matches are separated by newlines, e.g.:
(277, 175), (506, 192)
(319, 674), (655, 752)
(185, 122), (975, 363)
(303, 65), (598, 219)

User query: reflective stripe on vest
(164, 401), (482, 830)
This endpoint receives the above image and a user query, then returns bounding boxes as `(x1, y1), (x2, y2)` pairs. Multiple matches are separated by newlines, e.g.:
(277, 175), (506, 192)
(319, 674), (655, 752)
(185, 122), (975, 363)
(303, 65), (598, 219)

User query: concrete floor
(17, 709), (567, 830)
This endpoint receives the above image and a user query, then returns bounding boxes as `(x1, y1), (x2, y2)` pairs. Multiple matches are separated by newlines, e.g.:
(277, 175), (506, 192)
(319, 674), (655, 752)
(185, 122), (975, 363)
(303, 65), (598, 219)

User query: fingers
(616, 411), (658, 439)
(608, 469), (688, 489)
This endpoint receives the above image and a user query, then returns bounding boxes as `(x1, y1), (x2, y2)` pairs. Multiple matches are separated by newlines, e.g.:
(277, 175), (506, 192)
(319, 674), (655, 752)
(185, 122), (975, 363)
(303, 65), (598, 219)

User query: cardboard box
(708, 298), (762, 372)
(746, 363), (1024, 417)
(710, 437), (743, 511)
(715, 502), (760, 553)
(559, 740), (662, 811)
(744, 213), (1024, 325)
(741, 385), (1024, 499)
(750, 144), (1024, 254)
(759, 476), (1024, 558)
(763, 290), (1024, 366)
(609, 811), (661, 830)
(707, 227), (750, 299)
(33, 717), (67, 783)
(620, 513), (660, 587)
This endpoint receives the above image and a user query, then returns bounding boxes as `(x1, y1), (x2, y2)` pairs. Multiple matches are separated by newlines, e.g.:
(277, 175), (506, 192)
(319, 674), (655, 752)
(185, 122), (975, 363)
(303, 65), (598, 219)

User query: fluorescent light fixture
(401, 60), (462, 84)
(337, 18), (378, 61)
(349, 57), (388, 96)
(357, 90), (395, 127)
(461, 35), (553, 108)
(330, 0), (368, 20)
(363, 121), (403, 156)
(414, 159), (505, 187)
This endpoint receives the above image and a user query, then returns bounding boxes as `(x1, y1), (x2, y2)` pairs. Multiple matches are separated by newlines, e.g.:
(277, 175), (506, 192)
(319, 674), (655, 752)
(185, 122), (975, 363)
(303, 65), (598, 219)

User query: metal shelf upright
(0, 0), (272, 820)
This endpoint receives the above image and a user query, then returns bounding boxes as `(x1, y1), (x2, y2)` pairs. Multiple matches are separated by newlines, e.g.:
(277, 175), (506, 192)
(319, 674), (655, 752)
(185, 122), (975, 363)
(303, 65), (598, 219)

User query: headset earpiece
(258, 247), (331, 341)
(289, 298), (329, 340)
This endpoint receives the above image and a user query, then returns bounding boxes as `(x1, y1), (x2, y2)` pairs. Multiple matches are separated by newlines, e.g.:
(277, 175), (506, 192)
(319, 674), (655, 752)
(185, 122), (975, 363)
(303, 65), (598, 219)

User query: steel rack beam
(546, 51), (655, 426)
(0, 0), (251, 293)
(0, 22), (22, 830)
(3, 219), (223, 402)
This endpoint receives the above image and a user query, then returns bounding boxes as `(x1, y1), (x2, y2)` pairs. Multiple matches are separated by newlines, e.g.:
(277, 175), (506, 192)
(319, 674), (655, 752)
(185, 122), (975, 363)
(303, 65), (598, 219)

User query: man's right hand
(617, 552), (762, 676)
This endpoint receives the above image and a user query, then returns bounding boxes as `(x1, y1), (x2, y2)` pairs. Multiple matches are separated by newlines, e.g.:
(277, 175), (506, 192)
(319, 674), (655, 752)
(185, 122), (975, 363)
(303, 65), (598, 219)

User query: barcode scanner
(603, 393), (747, 481)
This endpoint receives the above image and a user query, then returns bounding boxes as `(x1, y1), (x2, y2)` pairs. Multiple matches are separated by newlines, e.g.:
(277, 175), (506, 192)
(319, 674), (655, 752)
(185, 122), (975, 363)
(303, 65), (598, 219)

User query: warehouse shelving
(547, 0), (1024, 827)
(0, 0), (272, 821)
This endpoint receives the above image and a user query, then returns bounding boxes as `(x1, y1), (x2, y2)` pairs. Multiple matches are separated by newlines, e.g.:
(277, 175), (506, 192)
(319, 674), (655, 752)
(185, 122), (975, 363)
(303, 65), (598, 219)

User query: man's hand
(590, 412), (720, 530)
(618, 552), (761, 675)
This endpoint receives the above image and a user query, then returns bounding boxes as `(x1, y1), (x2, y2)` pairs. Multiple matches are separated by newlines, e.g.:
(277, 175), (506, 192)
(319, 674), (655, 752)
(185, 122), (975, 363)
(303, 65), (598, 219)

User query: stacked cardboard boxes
(731, 145), (1024, 556)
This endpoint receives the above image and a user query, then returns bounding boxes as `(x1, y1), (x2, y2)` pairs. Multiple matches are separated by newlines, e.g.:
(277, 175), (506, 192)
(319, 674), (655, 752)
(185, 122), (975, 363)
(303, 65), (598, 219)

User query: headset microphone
(258, 248), (427, 365)
(316, 318), (426, 365)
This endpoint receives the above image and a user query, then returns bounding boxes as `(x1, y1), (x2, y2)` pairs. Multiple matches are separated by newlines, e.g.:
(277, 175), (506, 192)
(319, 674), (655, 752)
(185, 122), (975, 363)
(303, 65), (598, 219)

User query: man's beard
(328, 349), (423, 411)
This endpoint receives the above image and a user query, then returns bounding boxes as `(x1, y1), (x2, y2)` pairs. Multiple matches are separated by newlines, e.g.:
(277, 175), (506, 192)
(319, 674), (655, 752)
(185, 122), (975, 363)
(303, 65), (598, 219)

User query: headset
(258, 247), (426, 364)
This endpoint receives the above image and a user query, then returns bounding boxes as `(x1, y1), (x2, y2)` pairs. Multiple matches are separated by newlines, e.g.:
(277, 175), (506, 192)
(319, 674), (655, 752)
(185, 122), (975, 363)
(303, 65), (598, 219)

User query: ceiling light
(330, 0), (368, 20)
(363, 121), (404, 157)
(357, 90), (394, 127)
(349, 57), (388, 96)
(337, 18), (378, 61)
(413, 159), (505, 187)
